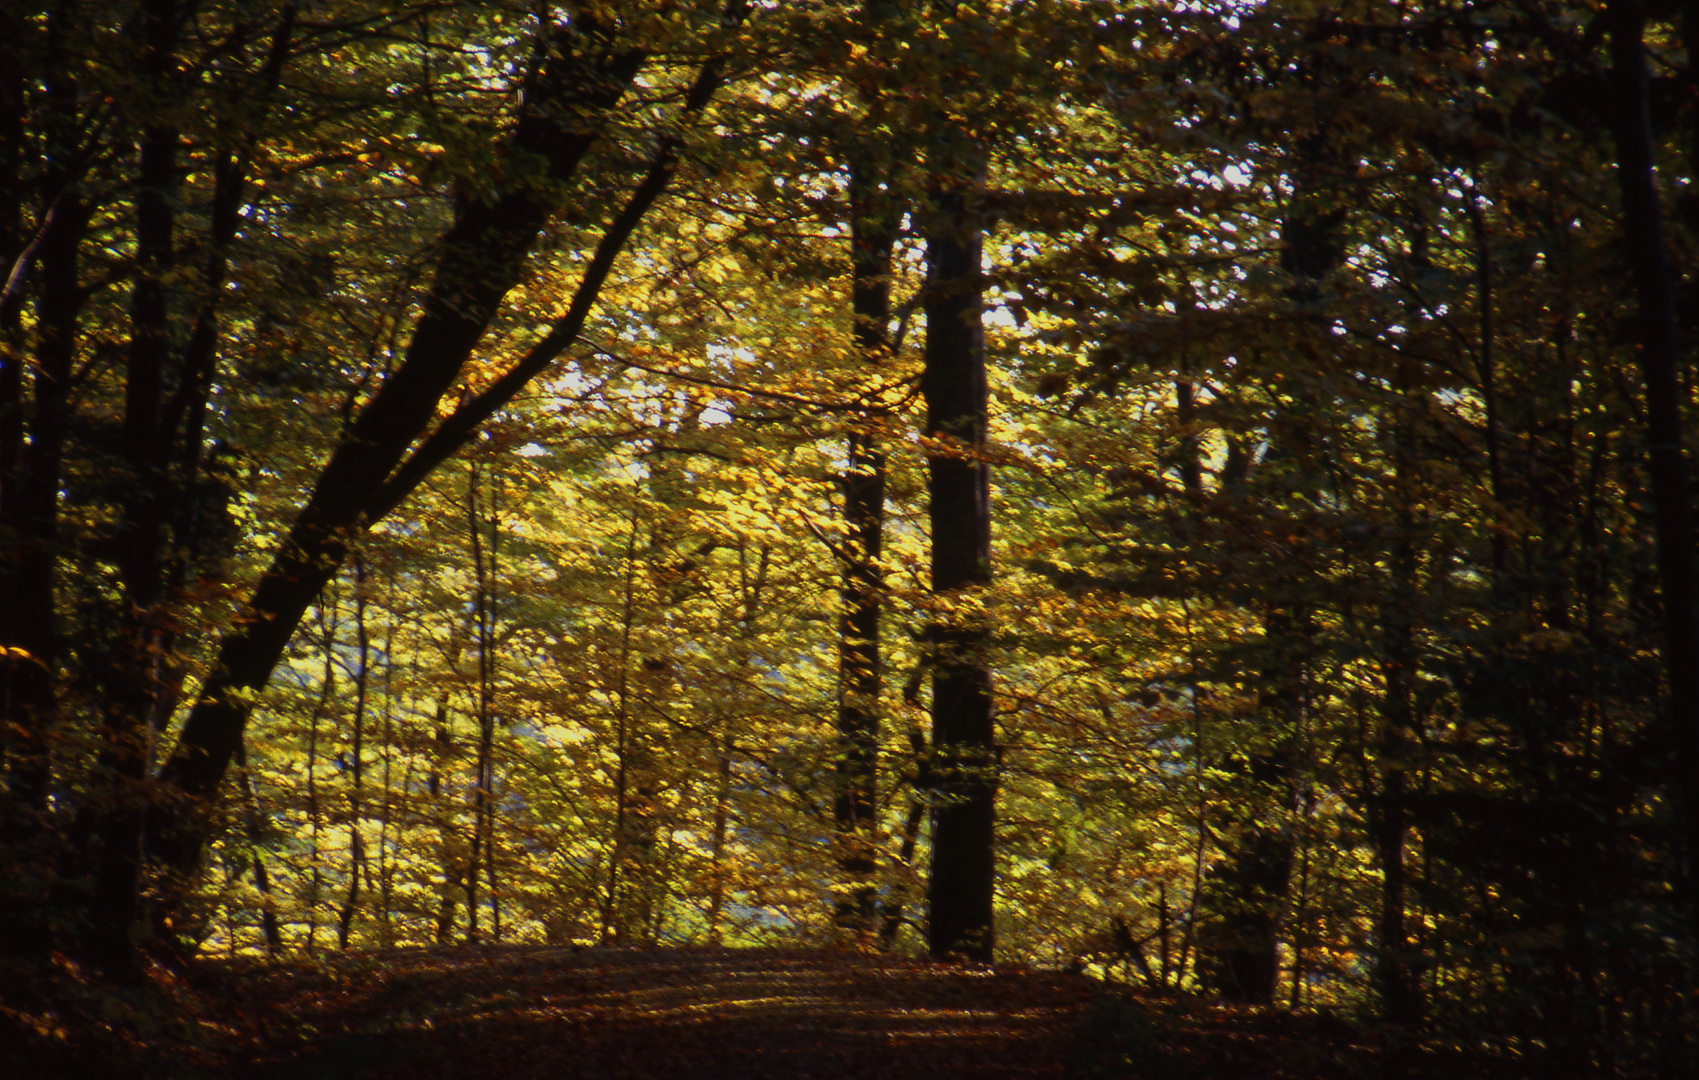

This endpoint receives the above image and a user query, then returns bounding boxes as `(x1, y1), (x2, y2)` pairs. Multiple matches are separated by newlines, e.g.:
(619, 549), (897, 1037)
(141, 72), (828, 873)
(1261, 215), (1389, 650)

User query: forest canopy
(2, 0), (1696, 1074)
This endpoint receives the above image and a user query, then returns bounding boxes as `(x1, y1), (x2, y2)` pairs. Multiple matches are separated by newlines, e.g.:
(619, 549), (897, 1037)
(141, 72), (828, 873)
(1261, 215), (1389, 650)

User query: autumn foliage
(2, 1), (1696, 1076)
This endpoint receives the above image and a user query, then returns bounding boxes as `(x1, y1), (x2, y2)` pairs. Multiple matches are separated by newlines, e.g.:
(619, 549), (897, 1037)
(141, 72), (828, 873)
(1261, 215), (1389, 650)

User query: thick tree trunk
(922, 133), (995, 963)
(1198, 826), (1292, 1001)
(1, 7), (86, 841)
(1376, 492), (1422, 1028)
(0, 183), (83, 962)
(0, 5), (25, 760)
(1195, 604), (1308, 1004)
(1608, 0), (1699, 939)
(87, 0), (187, 971)
(0, 196), (81, 826)
(833, 49), (901, 932)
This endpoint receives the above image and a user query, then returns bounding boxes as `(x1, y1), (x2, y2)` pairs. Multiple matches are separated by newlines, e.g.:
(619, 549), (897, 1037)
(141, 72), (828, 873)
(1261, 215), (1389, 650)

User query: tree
(1605, 0), (1699, 940)
(919, 4), (996, 963)
(831, 0), (905, 941)
(3, 5), (1695, 1073)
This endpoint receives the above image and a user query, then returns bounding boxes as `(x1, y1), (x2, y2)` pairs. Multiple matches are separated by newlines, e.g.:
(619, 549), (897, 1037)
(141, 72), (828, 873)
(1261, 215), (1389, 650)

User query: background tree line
(2, 0), (1694, 1074)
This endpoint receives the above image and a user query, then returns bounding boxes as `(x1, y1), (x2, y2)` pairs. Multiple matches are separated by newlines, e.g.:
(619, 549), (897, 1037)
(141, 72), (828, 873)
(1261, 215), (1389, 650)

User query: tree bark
(1196, 609), (1303, 1005)
(922, 127), (995, 963)
(1607, 0), (1699, 939)
(1, 5), (86, 843)
(87, 0), (187, 972)
(1376, 459), (1422, 1028)
(335, 558), (371, 949)
(464, 461), (500, 943)
(833, 3), (902, 931)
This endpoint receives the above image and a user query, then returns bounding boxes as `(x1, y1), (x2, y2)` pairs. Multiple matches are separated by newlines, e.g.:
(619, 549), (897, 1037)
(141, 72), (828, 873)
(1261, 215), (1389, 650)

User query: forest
(1, 0), (1696, 1075)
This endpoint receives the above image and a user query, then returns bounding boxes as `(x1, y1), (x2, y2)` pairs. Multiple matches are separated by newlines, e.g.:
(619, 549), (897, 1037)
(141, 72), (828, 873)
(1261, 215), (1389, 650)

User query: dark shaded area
(2, 945), (1398, 1080)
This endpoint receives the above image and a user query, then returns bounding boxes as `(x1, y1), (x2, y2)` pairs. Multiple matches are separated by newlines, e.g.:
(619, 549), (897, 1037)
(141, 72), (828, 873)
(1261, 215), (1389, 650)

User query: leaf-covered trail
(227, 946), (1102, 1080)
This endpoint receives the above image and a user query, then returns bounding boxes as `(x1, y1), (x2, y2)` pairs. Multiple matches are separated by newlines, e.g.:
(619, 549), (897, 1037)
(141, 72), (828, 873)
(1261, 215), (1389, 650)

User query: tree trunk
(335, 559), (371, 949)
(1195, 607), (1302, 1005)
(1607, 0), (1699, 940)
(429, 689), (461, 945)
(0, 184), (82, 831)
(833, 10), (902, 930)
(1376, 492), (1422, 1028)
(88, 0), (183, 971)
(304, 594), (339, 954)
(921, 123), (995, 963)
(1, 3), (88, 908)
(464, 461), (501, 943)
(603, 498), (655, 944)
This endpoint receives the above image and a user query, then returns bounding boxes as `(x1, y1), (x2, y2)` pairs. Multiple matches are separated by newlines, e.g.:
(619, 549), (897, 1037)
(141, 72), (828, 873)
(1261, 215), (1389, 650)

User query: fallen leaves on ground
(217, 945), (1099, 1079)
(7, 945), (1393, 1079)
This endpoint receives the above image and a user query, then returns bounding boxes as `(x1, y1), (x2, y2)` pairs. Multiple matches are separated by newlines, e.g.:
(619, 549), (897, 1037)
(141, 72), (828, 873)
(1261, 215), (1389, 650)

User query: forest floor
(6, 945), (1389, 1079)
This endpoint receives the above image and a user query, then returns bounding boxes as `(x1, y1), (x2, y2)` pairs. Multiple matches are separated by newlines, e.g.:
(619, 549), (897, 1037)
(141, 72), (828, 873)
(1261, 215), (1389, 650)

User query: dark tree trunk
(1608, 0), (1699, 939)
(82, 10), (298, 966)
(1196, 607), (1304, 1005)
(1196, 114), (1350, 1003)
(1, 6), (86, 843)
(833, 5), (901, 930)
(1198, 828), (1291, 1002)
(1376, 467), (1422, 1028)
(0, 73), (85, 961)
(921, 126), (995, 963)
(1462, 189), (1507, 578)
(0, 51), (23, 845)
(86, 0), (189, 973)
(1, 199), (80, 827)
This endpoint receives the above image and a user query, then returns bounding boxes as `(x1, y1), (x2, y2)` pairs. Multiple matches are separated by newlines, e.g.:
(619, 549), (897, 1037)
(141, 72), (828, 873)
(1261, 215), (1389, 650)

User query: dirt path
(9, 943), (1390, 1078)
(224, 946), (1104, 1080)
